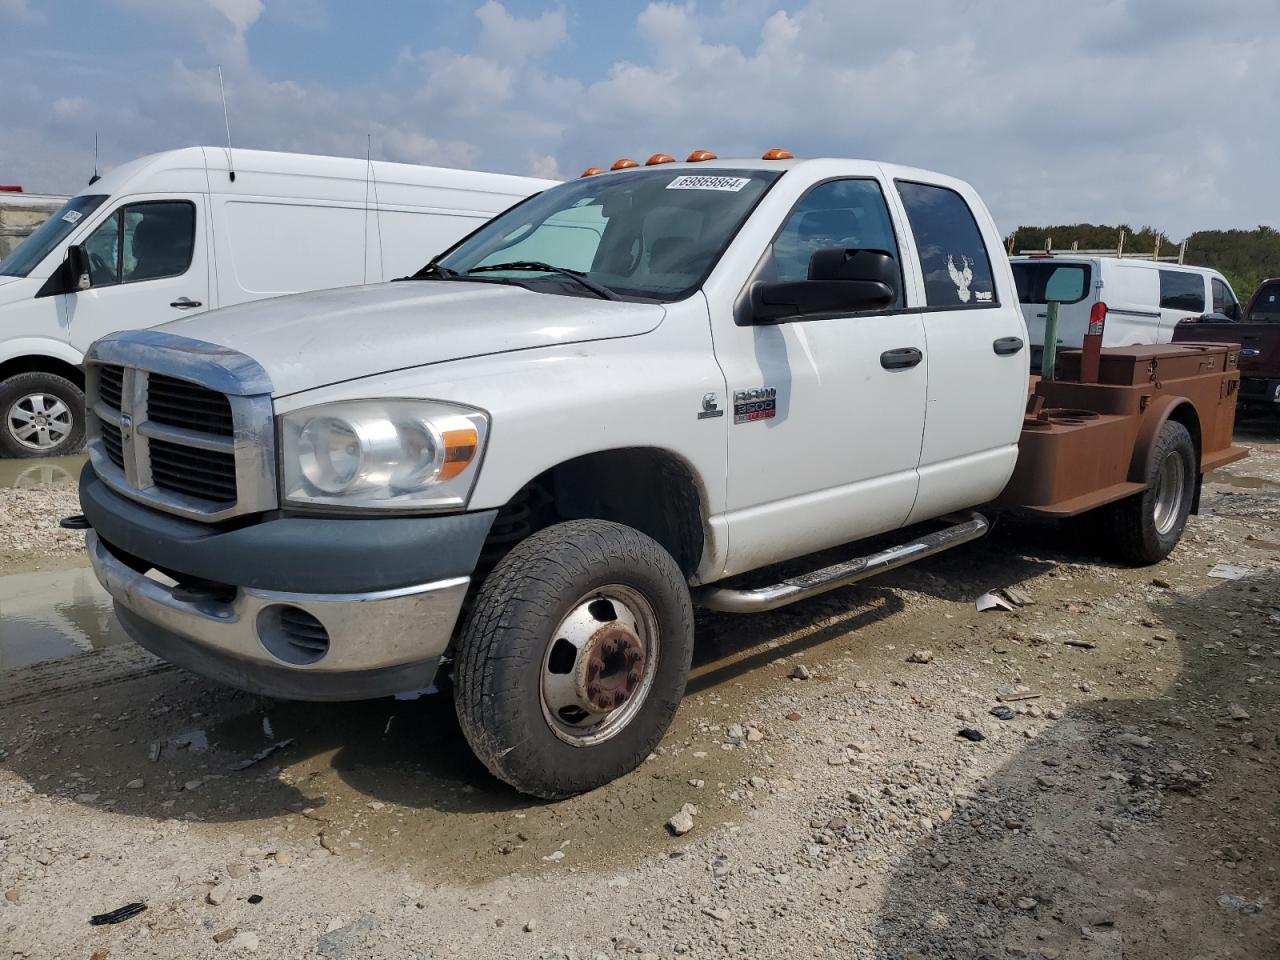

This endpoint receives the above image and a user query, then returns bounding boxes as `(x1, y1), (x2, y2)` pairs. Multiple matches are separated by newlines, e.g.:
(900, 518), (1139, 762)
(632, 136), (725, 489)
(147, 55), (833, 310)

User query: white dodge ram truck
(78, 154), (1049, 797)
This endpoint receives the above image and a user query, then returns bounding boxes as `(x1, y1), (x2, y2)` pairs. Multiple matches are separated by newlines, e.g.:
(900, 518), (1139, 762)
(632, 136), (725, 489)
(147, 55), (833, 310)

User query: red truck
(1173, 278), (1280, 410)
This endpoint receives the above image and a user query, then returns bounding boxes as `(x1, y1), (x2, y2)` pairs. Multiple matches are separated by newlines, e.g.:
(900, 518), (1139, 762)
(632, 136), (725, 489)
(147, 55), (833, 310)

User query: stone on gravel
(208, 883), (230, 905)
(227, 930), (259, 952)
(907, 649), (934, 664)
(788, 664), (812, 680)
(667, 804), (698, 836)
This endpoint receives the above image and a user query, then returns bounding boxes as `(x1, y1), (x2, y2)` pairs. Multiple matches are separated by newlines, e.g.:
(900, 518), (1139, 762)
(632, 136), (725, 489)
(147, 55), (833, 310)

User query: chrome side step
(694, 511), (989, 614)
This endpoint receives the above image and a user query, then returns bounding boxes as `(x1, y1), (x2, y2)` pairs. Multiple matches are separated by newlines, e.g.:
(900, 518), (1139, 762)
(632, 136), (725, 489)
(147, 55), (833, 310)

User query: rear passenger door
(891, 179), (1028, 524)
(1157, 269), (1207, 340)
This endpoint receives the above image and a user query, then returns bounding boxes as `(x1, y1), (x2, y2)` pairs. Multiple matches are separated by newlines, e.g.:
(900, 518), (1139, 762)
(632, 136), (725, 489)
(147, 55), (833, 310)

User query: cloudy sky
(1, 0), (1276, 236)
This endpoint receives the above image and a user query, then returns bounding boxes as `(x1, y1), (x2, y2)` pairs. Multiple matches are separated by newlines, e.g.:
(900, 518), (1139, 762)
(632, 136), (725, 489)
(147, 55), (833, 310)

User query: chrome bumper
(87, 530), (469, 700)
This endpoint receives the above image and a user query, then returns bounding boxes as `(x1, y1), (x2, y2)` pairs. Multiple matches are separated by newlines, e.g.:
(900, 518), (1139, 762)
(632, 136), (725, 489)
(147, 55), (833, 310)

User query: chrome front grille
(85, 331), (276, 523)
(147, 373), (236, 436)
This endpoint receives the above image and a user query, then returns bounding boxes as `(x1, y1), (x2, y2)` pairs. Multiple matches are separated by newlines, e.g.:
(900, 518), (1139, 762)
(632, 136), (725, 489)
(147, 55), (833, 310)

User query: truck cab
(76, 154), (1051, 798)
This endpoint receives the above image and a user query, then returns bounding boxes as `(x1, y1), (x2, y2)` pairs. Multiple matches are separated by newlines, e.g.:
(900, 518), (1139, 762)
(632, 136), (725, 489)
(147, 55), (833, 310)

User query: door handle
(993, 336), (1024, 356)
(170, 297), (202, 309)
(880, 347), (923, 370)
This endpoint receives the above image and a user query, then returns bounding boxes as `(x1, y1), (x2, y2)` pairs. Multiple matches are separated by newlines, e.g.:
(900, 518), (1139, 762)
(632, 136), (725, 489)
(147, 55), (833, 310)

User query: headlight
(280, 399), (488, 511)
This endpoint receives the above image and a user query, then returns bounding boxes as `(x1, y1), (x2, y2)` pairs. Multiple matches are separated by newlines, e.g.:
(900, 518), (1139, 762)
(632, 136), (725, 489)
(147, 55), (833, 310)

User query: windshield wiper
(467, 261), (619, 301)
(403, 260), (460, 281)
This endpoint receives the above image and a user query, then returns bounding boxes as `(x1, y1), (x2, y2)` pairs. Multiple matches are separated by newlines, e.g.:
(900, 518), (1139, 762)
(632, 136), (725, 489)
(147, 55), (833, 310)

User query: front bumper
(88, 530), (469, 700)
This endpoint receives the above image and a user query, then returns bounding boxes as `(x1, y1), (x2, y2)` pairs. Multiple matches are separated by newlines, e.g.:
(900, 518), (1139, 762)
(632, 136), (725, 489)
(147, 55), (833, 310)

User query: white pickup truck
(76, 153), (1239, 798)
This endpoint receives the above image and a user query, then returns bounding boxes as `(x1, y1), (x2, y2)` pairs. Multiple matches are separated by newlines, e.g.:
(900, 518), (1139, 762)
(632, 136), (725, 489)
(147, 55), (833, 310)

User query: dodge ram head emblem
(733, 387), (777, 424)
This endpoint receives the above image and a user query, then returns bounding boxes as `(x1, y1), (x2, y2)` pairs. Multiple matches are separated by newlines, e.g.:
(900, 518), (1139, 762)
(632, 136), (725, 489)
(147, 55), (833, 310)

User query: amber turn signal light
(579, 167), (604, 178)
(686, 150), (717, 162)
(645, 153), (675, 165)
(611, 158), (639, 170)
(439, 427), (480, 481)
(762, 148), (794, 160)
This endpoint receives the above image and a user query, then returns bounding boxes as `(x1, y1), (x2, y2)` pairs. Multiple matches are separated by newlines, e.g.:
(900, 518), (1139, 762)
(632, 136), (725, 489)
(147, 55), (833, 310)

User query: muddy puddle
(0, 454), (86, 489)
(0, 566), (126, 670)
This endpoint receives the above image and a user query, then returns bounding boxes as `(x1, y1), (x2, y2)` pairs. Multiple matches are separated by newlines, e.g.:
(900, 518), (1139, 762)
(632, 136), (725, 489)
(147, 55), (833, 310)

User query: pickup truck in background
(1173, 277), (1280, 409)
(73, 152), (1247, 799)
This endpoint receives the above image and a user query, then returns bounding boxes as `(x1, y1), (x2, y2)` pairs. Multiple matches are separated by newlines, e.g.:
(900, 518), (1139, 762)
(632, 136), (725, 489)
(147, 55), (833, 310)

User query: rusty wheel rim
(539, 584), (660, 747)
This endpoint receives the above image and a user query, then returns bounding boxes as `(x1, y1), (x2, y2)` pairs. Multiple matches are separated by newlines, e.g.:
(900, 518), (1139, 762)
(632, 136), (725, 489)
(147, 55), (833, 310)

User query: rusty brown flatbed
(997, 342), (1249, 517)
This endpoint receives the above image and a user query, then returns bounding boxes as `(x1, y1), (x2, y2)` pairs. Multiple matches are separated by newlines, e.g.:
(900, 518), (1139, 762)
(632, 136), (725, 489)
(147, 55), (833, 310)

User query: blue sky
(2, 0), (1277, 236)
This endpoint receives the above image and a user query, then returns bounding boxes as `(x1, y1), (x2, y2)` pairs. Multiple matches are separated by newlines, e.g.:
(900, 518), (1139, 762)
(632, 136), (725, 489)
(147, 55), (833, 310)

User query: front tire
(1107, 420), (1196, 564)
(0, 372), (86, 458)
(454, 519), (694, 799)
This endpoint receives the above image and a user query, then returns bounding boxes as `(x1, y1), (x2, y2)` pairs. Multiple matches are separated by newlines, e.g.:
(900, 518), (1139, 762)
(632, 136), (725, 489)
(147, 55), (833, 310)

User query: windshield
(433, 169), (780, 302)
(0, 194), (108, 278)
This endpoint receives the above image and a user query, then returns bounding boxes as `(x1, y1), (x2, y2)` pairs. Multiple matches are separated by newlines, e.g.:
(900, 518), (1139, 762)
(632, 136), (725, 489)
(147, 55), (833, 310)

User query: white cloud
(0, 0), (42, 22)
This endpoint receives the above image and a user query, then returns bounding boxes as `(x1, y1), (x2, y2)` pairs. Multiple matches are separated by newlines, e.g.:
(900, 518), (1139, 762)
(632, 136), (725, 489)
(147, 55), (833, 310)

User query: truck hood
(159, 281), (666, 396)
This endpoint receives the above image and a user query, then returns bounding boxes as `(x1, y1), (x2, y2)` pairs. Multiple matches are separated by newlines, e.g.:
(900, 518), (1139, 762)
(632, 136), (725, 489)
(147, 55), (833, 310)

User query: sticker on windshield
(666, 175), (751, 193)
(61, 210), (83, 224)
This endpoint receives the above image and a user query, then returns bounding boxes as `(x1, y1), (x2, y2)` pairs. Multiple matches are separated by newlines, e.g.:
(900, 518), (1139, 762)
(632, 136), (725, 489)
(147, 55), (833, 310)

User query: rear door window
(896, 180), (997, 308)
(1012, 262), (1091, 305)
(1249, 282), (1280, 322)
(1158, 270), (1205, 312)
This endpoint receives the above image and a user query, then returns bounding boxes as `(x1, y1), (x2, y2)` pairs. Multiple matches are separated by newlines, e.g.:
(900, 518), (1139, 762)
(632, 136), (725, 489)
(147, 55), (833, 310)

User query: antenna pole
(363, 134), (371, 284)
(88, 132), (101, 185)
(369, 134), (385, 281)
(218, 66), (236, 182)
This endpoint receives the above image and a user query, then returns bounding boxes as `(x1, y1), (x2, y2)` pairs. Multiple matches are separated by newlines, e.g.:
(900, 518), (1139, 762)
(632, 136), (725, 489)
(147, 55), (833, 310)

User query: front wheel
(0, 372), (86, 458)
(1106, 420), (1196, 564)
(454, 519), (694, 799)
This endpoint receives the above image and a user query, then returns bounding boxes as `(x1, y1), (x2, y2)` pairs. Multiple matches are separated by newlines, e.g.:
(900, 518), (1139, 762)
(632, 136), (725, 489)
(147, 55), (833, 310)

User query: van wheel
(1107, 420), (1196, 564)
(454, 519), (694, 799)
(0, 372), (86, 458)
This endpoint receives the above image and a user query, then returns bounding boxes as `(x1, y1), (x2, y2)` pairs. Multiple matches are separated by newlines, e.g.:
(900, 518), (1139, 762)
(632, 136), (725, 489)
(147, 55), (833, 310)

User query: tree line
(1006, 224), (1280, 300)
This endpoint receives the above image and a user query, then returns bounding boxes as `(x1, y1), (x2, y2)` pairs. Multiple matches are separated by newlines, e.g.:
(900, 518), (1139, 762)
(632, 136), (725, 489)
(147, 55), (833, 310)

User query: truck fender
(0, 338), (86, 372)
(1126, 394), (1201, 494)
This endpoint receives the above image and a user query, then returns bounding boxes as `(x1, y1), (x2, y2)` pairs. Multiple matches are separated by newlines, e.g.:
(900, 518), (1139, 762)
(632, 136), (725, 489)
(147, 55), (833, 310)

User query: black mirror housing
(66, 244), (91, 291)
(749, 247), (898, 324)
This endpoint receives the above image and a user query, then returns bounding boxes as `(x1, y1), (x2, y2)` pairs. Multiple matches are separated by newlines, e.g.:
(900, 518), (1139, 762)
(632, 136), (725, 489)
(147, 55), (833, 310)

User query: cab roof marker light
(645, 153), (675, 166)
(762, 148), (794, 160)
(579, 167), (604, 178)
(686, 150), (717, 162)
(611, 158), (640, 171)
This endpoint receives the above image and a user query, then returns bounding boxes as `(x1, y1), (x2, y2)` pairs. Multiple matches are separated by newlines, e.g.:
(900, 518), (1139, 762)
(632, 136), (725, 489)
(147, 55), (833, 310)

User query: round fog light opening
(257, 605), (331, 665)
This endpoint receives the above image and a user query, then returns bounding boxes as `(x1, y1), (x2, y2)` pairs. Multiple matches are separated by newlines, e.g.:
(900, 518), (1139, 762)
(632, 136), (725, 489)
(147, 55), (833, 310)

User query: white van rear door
(1101, 264), (1161, 345)
(64, 195), (210, 351)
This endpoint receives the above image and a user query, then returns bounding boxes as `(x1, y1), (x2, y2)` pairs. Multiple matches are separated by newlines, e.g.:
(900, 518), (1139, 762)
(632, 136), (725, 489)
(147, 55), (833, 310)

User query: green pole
(1042, 300), (1060, 381)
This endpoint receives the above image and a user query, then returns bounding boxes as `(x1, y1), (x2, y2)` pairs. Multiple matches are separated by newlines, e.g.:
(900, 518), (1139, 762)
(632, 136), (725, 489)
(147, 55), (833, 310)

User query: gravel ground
(1, 423), (1277, 959)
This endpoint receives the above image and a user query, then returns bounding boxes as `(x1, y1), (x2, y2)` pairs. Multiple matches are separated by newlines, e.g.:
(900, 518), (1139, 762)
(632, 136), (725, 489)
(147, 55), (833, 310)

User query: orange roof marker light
(686, 150), (717, 162)
(762, 147), (794, 160)
(645, 153), (676, 166)
(579, 166), (605, 178)
(611, 158), (640, 171)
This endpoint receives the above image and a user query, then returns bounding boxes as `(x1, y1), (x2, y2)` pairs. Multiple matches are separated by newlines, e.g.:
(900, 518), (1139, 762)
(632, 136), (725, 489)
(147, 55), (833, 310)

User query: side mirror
(66, 244), (91, 292)
(749, 248), (897, 324)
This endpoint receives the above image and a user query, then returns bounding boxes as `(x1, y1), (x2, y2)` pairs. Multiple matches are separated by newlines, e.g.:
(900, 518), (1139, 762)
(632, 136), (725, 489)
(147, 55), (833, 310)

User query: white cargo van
(0, 147), (553, 457)
(1010, 255), (1240, 369)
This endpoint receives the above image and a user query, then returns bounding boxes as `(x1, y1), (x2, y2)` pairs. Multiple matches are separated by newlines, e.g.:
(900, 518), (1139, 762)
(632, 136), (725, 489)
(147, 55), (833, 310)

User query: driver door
(712, 176), (928, 576)
(63, 196), (210, 352)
